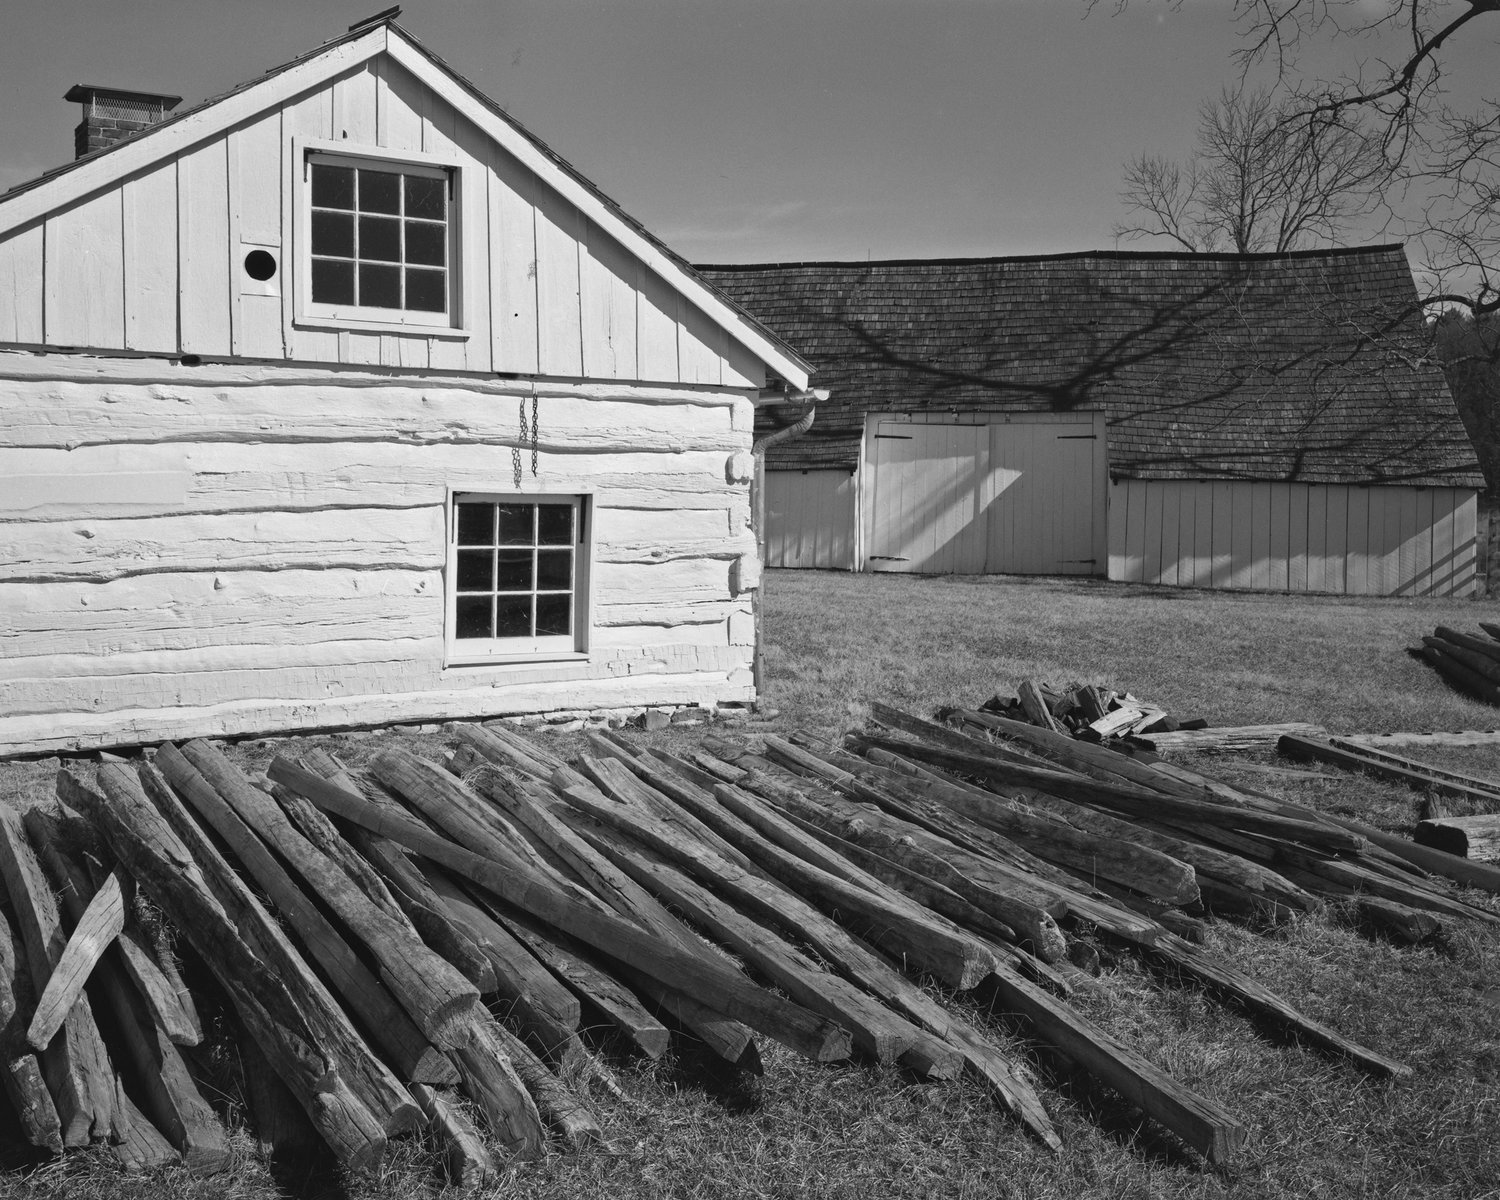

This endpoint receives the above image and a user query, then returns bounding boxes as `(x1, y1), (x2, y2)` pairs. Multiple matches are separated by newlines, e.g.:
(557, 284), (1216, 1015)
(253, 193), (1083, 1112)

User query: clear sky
(0, 1), (1489, 265)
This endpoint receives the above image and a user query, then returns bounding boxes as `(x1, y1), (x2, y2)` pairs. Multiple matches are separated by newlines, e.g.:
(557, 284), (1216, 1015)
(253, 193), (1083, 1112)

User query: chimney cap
(64, 84), (183, 110)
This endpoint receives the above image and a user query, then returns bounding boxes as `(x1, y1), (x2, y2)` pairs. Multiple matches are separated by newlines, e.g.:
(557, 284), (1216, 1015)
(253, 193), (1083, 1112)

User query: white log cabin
(702, 250), (1485, 596)
(0, 16), (813, 758)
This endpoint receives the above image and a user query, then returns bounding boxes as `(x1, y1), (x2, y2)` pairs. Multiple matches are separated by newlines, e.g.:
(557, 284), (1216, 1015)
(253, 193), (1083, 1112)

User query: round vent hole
(244, 250), (278, 281)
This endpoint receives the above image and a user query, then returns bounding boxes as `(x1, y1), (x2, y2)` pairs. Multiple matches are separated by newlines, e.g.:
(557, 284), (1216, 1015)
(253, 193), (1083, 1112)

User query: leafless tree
(1100, 0), (1500, 315)
(1116, 86), (1386, 253)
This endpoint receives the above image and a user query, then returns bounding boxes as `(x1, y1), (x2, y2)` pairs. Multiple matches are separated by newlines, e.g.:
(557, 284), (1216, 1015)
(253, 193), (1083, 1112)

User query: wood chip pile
(4, 708), (1499, 1180)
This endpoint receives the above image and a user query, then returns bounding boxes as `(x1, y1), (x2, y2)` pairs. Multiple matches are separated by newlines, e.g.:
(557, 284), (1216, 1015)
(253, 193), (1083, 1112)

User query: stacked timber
(5, 708), (1494, 1180)
(1415, 624), (1500, 706)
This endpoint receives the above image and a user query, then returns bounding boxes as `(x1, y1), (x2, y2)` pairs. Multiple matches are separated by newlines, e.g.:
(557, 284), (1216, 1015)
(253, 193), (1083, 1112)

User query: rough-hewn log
(817, 739), (1200, 907)
(1125, 931), (1411, 1079)
(0, 804), (124, 1147)
(569, 757), (997, 991)
(420, 866), (583, 1060)
(1285, 733), (1500, 811)
(482, 775), (759, 1068)
(152, 744), (456, 1087)
(441, 1013), (544, 1158)
(110, 1095), (176, 1172)
(173, 739), (479, 1048)
(270, 758), (852, 1064)
(63, 766), (394, 1168)
(119, 930), (201, 1049)
(891, 705), (1194, 797)
(298, 746), (496, 990)
(479, 899), (670, 1061)
(1351, 897), (1442, 944)
(238, 1033), (320, 1162)
(411, 1084), (495, 1189)
(863, 734), (1366, 854)
(25, 816), (230, 1175)
(1137, 724), (1329, 753)
(986, 963), (1246, 1165)
(23, 866), (126, 1053)
(598, 831), (953, 1074)
(489, 1019), (602, 1151)
(745, 749), (1069, 962)
(1327, 738), (1500, 803)
(1414, 815), (1500, 861)
(0, 911), (62, 1153)
(29, 801), (205, 1048)
(861, 741), (1316, 916)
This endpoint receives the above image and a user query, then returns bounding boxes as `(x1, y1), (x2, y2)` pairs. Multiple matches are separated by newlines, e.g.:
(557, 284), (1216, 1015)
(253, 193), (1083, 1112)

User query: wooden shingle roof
(700, 246), (1483, 488)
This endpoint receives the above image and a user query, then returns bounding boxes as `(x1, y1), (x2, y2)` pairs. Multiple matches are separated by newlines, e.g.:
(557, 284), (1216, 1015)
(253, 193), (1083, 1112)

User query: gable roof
(0, 18), (811, 389)
(700, 246), (1482, 488)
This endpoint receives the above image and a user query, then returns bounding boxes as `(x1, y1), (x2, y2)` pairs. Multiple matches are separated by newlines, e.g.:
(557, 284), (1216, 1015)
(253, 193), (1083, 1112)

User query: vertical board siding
(0, 225), (44, 344)
(7, 52), (758, 387)
(178, 139), (232, 355)
(765, 470), (856, 570)
(1107, 479), (1477, 597)
(1287, 484), (1310, 591)
(44, 190), (125, 348)
(581, 220), (639, 381)
(121, 165), (179, 354)
(534, 191), (583, 377)
(229, 111), (285, 359)
(490, 153), (540, 375)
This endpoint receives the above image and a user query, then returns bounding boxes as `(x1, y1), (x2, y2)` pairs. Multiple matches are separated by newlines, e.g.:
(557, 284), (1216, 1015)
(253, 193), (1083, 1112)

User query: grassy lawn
(4, 569), (1500, 1199)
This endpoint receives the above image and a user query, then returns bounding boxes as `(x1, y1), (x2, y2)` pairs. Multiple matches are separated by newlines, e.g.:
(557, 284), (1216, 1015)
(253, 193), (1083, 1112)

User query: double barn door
(864, 413), (1106, 576)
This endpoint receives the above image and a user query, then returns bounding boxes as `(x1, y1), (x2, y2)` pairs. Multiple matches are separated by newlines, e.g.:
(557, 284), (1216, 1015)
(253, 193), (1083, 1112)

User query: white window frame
(444, 490), (594, 666)
(292, 138), (470, 338)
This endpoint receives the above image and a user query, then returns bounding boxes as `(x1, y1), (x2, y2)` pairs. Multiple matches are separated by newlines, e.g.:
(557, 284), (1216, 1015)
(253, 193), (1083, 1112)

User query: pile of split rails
(1414, 622), (1500, 707)
(1279, 734), (1500, 866)
(946, 698), (1500, 942)
(8, 710), (1498, 1182)
(982, 679), (1326, 755)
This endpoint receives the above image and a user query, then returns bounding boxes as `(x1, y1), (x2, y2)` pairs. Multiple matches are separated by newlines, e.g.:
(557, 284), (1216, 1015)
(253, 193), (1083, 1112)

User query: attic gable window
(310, 159), (448, 313)
(297, 144), (464, 334)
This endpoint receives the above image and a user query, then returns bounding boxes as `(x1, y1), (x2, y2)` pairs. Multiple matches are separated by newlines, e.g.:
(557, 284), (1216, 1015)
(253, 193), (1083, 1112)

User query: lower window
(447, 493), (589, 660)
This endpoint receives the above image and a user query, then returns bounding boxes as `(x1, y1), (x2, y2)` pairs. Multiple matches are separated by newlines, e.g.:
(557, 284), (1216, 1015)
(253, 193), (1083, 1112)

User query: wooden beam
(268, 757), (852, 1064)
(62, 766), (393, 1169)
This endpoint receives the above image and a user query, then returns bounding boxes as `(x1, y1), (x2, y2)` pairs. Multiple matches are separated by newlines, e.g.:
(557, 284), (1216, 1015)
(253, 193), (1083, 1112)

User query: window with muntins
(308, 157), (450, 320)
(448, 494), (589, 660)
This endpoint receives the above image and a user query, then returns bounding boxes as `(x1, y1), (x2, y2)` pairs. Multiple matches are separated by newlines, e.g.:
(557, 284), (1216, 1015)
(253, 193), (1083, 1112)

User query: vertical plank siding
(763, 471), (857, 570)
(0, 54), (754, 386)
(1106, 480), (1477, 597)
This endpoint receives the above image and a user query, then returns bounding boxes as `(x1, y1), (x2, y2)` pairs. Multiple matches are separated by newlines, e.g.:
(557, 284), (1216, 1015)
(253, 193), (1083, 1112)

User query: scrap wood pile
(980, 678), (1325, 754)
(5, 709), (1500, 1182)
(1413, 622), (1500, 707)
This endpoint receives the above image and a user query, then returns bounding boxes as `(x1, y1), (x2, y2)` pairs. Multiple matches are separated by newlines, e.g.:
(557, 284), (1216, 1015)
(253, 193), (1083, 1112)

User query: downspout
(749, 387), (827, 695)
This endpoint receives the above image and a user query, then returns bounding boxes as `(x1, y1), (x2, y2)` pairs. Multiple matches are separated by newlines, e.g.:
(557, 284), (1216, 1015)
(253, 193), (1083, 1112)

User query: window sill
(294, 315), (472, 340)
(444, 650), (591, 669)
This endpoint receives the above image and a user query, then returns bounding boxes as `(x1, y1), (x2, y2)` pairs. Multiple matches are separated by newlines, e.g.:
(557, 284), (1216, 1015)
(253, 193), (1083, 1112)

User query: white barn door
(865, 413), (1105, 575)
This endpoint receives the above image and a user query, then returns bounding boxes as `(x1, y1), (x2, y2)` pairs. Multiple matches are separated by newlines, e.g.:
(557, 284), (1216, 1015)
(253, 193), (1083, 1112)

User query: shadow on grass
(654, 1032), (765, 1116)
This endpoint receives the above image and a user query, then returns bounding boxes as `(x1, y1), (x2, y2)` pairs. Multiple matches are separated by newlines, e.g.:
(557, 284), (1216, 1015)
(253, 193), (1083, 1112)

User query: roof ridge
(697, 244), (1407, 272)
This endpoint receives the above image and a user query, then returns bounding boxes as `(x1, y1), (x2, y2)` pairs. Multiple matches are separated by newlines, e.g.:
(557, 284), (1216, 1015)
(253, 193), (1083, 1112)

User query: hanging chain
(530, 395), (539, 478)
(512, 397), (526, 490)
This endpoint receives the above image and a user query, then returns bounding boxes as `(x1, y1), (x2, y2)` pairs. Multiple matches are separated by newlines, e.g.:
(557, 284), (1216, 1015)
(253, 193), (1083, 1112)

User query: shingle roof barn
(701, 246), (1483, 489)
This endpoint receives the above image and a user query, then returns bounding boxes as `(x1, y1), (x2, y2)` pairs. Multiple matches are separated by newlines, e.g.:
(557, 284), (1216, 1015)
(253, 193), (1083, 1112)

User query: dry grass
(4, 568), (1500, 1198)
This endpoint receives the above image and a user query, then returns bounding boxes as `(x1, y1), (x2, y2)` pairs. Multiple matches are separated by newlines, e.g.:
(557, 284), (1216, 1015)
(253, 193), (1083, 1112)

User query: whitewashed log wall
(1107, 479), (1479, 597)
(763, 470), (857, 570)
(0, 55), (762, 389)
(0, 353), (760, 755)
